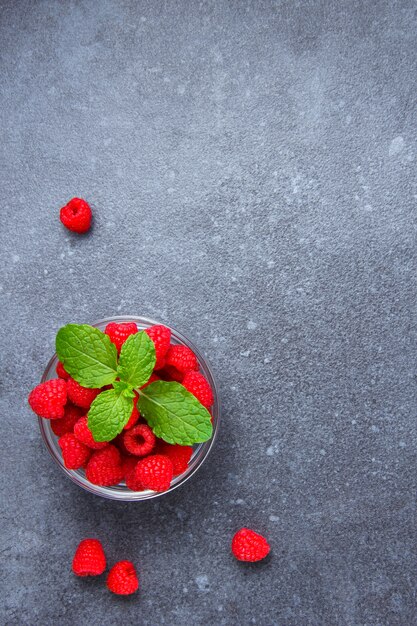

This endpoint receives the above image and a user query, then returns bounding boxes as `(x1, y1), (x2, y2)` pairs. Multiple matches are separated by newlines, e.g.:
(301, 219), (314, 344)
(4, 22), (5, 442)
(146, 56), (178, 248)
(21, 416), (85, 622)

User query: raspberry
(28, 379), (67, 419)
(51, 404), (84, 436)
(123, 393), (140, 430)
(231, 528), (270, 562)
(134, 454), (173, 492)
(159, 365), (185, 383)
(72, 539), (106, 576)
(67, 377), (100, 409)
(74, 416), (108, 450)
(60, 197), (92, 234)
(156, 442), (193, 475)
(107, 561), (139, 595)
(165, 344), (199, 373)
(85, 445), (124, 486)
(144, 325), (171, 369)
(56, 361), (69, 379)
(182, 371), (213, 408)
(105, 322), (138, 353)
(140, 373), (160, 390)
(123, 424), (156, 457)
(58, 433), (91, 470)
(122, 457), (144, 491)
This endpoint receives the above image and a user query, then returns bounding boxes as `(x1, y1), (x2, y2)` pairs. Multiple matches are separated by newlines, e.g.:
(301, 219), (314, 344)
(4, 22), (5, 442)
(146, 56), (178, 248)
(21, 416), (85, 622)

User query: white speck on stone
(266, 446), (274, 456)
(351, 419), (357, 425)
(269, 514), (280, 522)
(177, 85), (186, 95)
(12, 254), (20, 263)
(399, 441), (406, 448)
(195, 575), (209, 591)
(43, 269), (48, 275)
(247, 320), (257, 330)
(371, 425), (379, 433)
(240, 350), (250, 357)
(235, 498), (245, 505)
(320, 449), (326, 456)
(371, 457), (376, 463)
(264, 356), (271, 364)
(267, 260), (275, 268)
(183, 586), (188, 593)
(389, 136), (404, 156)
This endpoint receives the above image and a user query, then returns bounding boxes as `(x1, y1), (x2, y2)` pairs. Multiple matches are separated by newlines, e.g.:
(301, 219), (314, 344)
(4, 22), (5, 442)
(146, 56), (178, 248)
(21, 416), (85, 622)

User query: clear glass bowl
(38, 316), (220, 501)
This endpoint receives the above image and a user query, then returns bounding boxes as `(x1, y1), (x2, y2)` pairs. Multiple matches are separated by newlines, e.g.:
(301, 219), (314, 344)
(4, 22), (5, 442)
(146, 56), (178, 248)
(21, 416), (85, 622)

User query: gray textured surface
(0, 0), (416, 624)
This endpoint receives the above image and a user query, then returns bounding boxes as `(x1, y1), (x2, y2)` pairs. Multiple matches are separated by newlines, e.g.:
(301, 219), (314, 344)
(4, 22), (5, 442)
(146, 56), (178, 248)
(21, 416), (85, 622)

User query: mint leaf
(138, 381), (213, 445)
(87, 388), (133, 442)
(112, 380), (136, 398)
(56, 324), (118, 388)
(117, 331), (156, 388)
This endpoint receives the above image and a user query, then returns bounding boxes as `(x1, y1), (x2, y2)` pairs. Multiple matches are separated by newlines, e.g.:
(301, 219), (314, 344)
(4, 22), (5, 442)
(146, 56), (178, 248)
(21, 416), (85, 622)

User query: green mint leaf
(112, 380), (136, 398)
(117, 331), (156, 388)
(87, 388), (133, 442)
(138, 381), (213, 445)
(56, 324), (118, 388)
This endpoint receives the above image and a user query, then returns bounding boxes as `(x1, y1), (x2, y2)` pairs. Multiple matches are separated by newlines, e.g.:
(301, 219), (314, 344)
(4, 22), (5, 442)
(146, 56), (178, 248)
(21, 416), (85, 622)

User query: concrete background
(0, 1), (416, 624)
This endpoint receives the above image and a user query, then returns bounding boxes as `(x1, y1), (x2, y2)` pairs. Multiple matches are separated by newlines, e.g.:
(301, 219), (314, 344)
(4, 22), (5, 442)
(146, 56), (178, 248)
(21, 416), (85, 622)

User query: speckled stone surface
(1, 1), (416, 624)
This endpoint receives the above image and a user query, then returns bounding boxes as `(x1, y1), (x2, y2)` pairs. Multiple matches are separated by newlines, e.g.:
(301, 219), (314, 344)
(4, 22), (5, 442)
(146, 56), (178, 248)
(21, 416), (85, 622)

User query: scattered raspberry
(122, 457), (144, 491)
(182, 371), (213, 408)
(67, 377), (100, 409)
(105, 322), (138, 352)
(107, 561), (139, 595)
(85, 445), (124, 486)
(156, 442), (193, 475)
(56, 361), (69, 380)
(134, 454), (173, 492)
(59, 197), (92, 234)
(51, 404), (84, 436)
(58, 433), (91, 470)
(72, 539), (106, 576)
(123, 423), (156, 457)
(73, 416), (108, 450)
(165, 344), (199, 373)
(144, 325), (171, 369)
(28, 379), (67, 419)
(123, 393), (140, 430)
(231, 528), (270, 562)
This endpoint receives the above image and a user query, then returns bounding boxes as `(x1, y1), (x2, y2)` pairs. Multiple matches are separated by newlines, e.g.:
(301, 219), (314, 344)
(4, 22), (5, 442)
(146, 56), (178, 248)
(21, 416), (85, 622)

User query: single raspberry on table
(59, 197), (92, 234)
(182, 371), (213, 408)
(231, 528), (270, 562)
(134, 454), (173, 492)
(51, 404), (84, 437)
(107, 561), (139, 595)
(85, 445), (124, 486)
(28, 378), (67, 419)
(72, 539), (106, 577)
(165, 344), (199, 374)
(56, 361), (69, 379)
(156, 442), (193, 475)
(58, 433), (91, 470)
(123, 392), (140, 430)
(144, 324), (171, 369)
(67, 377), (100, 410)
(123, 423), (156, 457)
(73, 416), (108, 450)
(105, 321), (138, 353)
(122, 456), (144, 491)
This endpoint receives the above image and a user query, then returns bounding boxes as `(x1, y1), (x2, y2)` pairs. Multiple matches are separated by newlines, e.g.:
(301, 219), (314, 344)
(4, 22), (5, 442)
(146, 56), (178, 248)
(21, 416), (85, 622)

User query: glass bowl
(38, 316), (220, 501)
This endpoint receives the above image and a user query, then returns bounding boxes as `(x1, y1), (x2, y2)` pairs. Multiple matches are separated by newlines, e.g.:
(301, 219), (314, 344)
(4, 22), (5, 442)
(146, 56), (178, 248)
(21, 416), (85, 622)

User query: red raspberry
(144, 325), (171, 369)
(73, 416), (108, 450)
(59, 197), (92, 234)
(140, 373), (160, 390)
(231, 528), (270, 562)
(72, 539), (106, 576)
(134, 454), (173, 492)
(56, 361), (69, 379)
(28, 379), (67, 419)
(123, 392), (140, 430)
(182, 371), (213, 408)
(85, 445), (124, 486)
(122, 457), (144, 491)
(51, 404), (84, 436)
(159, 365), (185, 382)
(123, 423), (156, 457)
(107, 561), (139, 595)
(165, 344), (199, 373)
(156, 442), (193, 475)
(105, 321), (138, 352)
(58, 433), (91, 470)
(67, 377), (100, 409)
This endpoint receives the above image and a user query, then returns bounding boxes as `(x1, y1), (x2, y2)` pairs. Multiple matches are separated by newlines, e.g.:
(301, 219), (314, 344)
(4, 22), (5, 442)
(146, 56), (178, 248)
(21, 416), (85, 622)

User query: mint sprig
(55, 323), (213, 444)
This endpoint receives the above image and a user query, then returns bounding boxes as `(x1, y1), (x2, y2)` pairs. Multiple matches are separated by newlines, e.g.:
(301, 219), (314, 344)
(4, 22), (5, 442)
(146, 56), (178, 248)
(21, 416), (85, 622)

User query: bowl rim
(38, 315), (220, 501)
